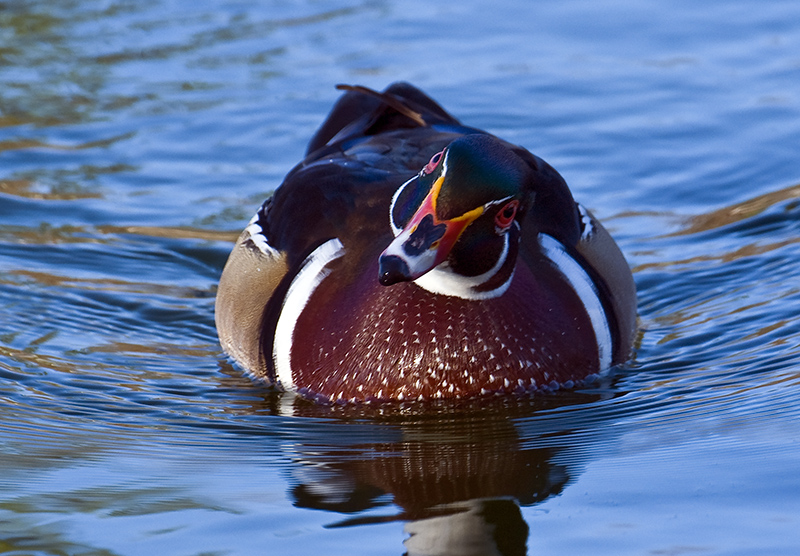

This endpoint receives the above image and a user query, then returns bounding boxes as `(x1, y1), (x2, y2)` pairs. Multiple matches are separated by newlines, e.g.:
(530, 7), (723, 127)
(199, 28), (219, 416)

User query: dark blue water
(2, 1), (799, 554)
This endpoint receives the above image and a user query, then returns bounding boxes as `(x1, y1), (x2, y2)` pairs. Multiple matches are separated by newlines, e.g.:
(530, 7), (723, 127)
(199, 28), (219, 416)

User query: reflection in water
(403, 499), (528, 556)
(0, 4), (109, 128)
(672, 182), (800, 237)
(280, 398), (598, 555)
(630, 182), (800, 273)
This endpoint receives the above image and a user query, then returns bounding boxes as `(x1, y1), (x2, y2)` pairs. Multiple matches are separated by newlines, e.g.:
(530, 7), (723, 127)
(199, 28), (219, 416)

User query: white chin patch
(381, 224), (439, 280)
(273, 239), (345, 389)
(538, 233), (612, 371)
(412, 233), (512, 300)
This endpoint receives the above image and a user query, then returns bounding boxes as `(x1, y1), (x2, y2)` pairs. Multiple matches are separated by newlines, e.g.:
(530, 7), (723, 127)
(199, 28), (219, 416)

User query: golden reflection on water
(672, 183), (800, 236)
(0, 132), (136, 154)
(0, 343), (77, 374)
(0, 223), (237, 245)
(1, 339), (216, 377)
(636, 237), (800, 271)
(99, 224), (239, 243)
(0, 178), (103, 201)
(83, 340), (218, 359)
(7, 269), (211, 299)
(631, 182), (800, 272)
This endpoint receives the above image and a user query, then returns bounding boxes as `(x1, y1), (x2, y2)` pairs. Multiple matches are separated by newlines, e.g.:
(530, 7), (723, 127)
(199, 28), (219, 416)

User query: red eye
(494, 200), (519, 230)
(422, 150), (444, 175)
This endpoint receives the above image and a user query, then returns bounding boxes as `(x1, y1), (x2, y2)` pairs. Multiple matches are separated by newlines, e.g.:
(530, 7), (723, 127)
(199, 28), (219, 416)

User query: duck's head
(379, 134), (576, 298)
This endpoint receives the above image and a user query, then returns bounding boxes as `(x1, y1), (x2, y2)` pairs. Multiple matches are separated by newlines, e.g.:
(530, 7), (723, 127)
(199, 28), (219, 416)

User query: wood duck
(215, 83), (637, 404)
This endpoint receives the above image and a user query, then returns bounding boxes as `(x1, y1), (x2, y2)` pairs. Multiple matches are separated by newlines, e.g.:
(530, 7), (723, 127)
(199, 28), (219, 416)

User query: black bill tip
(378, 254), (412, 286)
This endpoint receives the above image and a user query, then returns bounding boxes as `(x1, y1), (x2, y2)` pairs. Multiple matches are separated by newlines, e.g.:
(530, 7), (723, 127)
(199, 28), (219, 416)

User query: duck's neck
(413, 226), (519, 300)
(411, 235), (510, 299)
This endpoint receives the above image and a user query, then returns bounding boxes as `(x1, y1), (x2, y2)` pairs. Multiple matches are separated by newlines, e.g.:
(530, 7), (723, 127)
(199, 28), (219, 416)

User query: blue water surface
(1, 0), (800, 554)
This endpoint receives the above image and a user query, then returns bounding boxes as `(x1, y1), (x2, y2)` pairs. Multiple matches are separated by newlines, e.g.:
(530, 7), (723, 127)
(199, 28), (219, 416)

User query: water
(2, 0), (799, 554)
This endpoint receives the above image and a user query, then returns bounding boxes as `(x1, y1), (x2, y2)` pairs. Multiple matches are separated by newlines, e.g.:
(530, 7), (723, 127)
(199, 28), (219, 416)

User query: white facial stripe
(273, 239), (345, 389)
(389, 148), (450, 237)
(389, 175), (418, 237)
(413, 233), (512, 300)
(538, 233), (612, 371)
(483, 194), (513, 210)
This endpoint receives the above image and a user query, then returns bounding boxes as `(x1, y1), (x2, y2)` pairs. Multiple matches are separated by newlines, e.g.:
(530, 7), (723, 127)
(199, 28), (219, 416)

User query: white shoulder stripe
(273, 239), (345, 389)
(244, 212), (279, 257)
(577, 203), (595, 241)
(538, 233), (612, 371)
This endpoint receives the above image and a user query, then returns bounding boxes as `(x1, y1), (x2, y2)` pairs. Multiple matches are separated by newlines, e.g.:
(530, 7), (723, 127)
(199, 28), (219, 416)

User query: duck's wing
(216, 197), (288, 378)
(215, 157), (397, 382)
(574, 205), (637, 362)
(306, 82), (462, 156)
(511, 146), (636, 365)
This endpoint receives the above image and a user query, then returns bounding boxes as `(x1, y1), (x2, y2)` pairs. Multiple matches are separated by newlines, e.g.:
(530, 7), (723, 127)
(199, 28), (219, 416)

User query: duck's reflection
(403, 498), (528, 556)
(280, 395), (597, 556)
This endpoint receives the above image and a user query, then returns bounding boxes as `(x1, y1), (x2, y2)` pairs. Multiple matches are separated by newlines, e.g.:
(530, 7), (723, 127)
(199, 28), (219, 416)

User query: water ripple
(2, 0), (800, 552)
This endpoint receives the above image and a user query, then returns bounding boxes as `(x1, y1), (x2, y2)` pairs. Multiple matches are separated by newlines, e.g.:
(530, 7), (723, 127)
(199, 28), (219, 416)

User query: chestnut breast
(288, 253), (598, 403)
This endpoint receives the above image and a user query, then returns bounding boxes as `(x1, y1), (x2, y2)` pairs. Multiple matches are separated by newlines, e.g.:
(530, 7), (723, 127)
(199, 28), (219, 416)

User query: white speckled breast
(287, 256), (600, 403)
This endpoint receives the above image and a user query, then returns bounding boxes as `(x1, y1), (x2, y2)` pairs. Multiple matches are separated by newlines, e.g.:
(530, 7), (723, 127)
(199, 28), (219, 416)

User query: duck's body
(216, 83), (636, 403)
